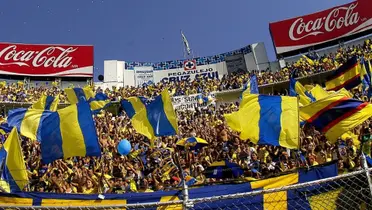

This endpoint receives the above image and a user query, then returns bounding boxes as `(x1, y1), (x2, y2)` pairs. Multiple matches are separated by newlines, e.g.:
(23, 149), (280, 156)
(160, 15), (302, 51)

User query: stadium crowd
(0, 39), (372, 194)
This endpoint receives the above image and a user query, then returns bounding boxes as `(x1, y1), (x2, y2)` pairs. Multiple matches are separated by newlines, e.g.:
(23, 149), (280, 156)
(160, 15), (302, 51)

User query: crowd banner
(269, 0), (372, 55)
(0, 42), (94, 77)
(3, 162), (368, 209)
(172, 93), (216, 111)
(134, 66), (154, 87)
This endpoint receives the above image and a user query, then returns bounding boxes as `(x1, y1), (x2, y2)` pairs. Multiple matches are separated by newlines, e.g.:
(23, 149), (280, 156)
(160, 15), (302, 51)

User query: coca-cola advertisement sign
(269, 0), (372, 55)
(0, 42), (93, 77)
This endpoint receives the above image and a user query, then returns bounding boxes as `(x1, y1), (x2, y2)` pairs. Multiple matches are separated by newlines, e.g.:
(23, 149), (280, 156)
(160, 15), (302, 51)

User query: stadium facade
(96, 42), (271, 89)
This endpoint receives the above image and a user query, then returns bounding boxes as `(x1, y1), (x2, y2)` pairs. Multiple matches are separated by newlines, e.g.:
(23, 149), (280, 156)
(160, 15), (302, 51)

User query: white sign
(134, 66), (154, 87)
(225, 54), (247, 74)
(154, 63), (222, 84)
(171, 93), (216, 111)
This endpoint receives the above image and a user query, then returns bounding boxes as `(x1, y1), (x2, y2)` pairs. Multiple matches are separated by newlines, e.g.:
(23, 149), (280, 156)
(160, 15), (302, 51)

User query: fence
(2, 164), (371, 210)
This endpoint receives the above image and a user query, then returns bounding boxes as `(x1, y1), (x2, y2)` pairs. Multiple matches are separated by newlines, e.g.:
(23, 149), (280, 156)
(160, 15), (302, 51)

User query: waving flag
(88, 92), (111, 114)
(181, 31), (191, 55)
(0, 123), (12, 135)
(176, 137), (208, 151)
(0, 127), (28, 193)
(31, 94), (59, 111)
(121, 97), (149, 119)
(242, 75), (259, 96)
(289, 78), (315, 106)
(225, 94), (299, 149)
(65, 87), (110, 113)
(7, 102), (101, 163)
(308, 85), (329, 101)
(325, 56), (361, 91)
(300, 93), (372, 143)
(131, 89), (178, 141)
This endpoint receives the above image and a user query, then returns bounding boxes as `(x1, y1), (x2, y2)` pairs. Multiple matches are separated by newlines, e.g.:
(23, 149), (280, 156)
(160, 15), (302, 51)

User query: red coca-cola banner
(0, 42), (93, 77)
(269, 0), (372, 55)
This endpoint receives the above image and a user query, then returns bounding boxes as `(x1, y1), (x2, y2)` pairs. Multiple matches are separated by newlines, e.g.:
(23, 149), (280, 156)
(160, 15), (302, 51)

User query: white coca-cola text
(0, 45), (77, 68)
(289, 3), (360, 41)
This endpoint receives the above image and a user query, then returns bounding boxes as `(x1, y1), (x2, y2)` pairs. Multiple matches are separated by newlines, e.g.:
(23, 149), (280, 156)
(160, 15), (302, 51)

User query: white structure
(100, 60), (127, 89)
(97, 42), (270, 89)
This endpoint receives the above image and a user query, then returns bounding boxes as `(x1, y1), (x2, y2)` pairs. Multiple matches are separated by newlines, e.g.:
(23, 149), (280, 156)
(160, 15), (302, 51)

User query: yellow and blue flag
(196, 93), (214, 105)
(250, 162), (338, 210)
(0, 162), (345, 208)
(0, 123), (12, 135)
(308, 85), (330, 101)
(0, 127), (28, 193)
(121, 96), (149, 119)
(361, 57), (372, 79)
(297, 85), (329, 127)
(176, 137), (208, 151)
(88, 92), (111, 113)
(300, 92), (372, 143)
(7, 102), (101, 163)
(360, 57), (372, 97)
(7, 108), (47, 141)
(325, 56), (362, 91)
(302, 54), (315, 66)
(0, 95), (59, 139)
(65, 87), (110, 113)
(131, 89), (178, 141)
(31, 94), (59, 111)
(289, 78), (315, 106)
(242, 75), (259, 95)
(225, 94), (299, 149)
(360, 58), (371, 91)
(65, 87), (95, 103)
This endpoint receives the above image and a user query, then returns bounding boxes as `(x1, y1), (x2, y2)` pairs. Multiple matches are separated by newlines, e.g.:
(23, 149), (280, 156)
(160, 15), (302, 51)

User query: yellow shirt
(258, 149), (269, 163)
(83, 187), (97, 194)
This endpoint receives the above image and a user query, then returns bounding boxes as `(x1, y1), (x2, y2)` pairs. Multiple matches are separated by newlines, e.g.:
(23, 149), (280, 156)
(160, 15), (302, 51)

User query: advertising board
(269, 0), (372, 55)
(154, 62), (222, 84)
(134, 66), (154, 87)
(0, 42), (93, 77)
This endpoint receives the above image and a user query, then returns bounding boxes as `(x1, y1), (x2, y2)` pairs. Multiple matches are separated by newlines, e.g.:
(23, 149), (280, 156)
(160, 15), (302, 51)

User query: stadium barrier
(1, 160), (371, 210)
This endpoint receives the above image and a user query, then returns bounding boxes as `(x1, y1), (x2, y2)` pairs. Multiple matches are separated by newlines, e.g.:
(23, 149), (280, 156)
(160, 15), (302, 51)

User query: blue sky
(1, 0), (352, 79)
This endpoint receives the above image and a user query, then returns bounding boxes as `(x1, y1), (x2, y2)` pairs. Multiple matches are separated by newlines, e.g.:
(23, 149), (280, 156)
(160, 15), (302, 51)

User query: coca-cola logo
(289, 3), (360, 41)
(0, 45), (77, 68)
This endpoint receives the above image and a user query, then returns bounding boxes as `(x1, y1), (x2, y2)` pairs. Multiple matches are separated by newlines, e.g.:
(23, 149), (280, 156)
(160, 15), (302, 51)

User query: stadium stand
(1, 1), (372, 207)
(0, 38), (370, 196)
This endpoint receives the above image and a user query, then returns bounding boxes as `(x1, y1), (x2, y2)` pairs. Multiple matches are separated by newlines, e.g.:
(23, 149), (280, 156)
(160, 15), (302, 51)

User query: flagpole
(297, 96), (301, 150)
(0, 153), (5, 192)
(14, 128), (30, 192)
(296, 96), (303, 168)
(98, 156), (105, 194)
